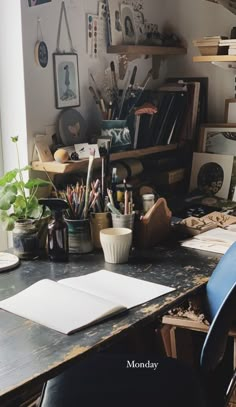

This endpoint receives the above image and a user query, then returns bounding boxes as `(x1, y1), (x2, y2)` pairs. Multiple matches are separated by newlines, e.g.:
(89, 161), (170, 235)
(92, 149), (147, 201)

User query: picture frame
(224, 98), (236, 123)
(53, 53), (80, 109)
(189, 152), (234, 199)
(107, 0), (123, 45)
(198, 124), (236, 155)
(120, 4), (138, 45)
(28, 0), (51, 6)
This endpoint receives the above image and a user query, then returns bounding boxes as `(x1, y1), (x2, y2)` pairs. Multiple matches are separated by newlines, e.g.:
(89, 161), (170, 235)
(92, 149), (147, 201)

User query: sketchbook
(0, 270), (175, 335)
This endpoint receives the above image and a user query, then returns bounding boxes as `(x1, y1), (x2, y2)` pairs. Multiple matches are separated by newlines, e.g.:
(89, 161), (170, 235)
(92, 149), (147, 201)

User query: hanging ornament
(34, 17), (48, 68)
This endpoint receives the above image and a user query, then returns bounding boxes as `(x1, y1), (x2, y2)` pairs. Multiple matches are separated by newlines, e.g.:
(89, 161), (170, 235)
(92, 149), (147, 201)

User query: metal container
(111, 212), (135, 230)
(90, 212), (111, 249)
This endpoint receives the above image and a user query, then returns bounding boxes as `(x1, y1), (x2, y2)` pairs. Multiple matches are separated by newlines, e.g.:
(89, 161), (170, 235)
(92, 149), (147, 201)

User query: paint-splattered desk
(0, 244), (219, 406)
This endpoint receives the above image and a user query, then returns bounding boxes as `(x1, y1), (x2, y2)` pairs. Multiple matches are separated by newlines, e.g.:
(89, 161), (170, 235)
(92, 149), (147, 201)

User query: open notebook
(0, 270), (175, 335)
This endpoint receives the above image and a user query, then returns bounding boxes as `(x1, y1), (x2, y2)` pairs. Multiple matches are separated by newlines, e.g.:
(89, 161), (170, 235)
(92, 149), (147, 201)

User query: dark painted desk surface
(0, 244), (220, 404)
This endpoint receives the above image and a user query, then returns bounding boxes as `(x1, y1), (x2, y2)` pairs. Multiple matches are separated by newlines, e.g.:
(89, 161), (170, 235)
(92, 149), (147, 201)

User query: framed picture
(189, 152), (234, 199)
(224, 99), (236, 123)
(198, 124), (236, 155)
(28, 0), (51, 6)
(107, 0), (123, 45)
(120, 4), (137, 44)
(53, 53), (80, 109)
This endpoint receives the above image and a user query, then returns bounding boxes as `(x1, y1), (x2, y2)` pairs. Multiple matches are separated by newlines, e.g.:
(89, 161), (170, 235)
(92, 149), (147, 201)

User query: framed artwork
(107, 0), (123, 45)
(28, 0), (51, 6)
(224, 99), (236, 123)
(198, 124), (236, 155)
(189, 152), (234, 199)
(120, 4), (137, 44)
(53, 53), (80, 109)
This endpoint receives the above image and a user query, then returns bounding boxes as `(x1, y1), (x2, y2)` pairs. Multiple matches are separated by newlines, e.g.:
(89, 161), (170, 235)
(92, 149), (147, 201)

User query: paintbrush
(83, 148), (95, 219)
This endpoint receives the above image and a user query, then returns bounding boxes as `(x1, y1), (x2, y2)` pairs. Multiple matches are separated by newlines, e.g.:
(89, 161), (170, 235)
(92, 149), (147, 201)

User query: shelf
(107, 45), (187, 56)
(193, 55), (236, 62)
(32, 144), (177, 174)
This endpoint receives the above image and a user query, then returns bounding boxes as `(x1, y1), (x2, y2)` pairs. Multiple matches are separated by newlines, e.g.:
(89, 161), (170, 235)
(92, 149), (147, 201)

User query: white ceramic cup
(100, 228), (132, 264)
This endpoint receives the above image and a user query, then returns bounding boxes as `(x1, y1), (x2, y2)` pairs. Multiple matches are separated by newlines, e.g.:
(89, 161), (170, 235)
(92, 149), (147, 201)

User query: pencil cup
(90, 212), (112, 249)
(65, 219), (93, 254)
(100, 228), (132, 264)
(111, 212), (135, 230)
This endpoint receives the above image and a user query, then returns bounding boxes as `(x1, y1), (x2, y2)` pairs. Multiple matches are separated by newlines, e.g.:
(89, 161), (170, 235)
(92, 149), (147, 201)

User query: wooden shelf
(107, 45), (187, 56)
(32, 144), (177, 174)
(193, 55), (236, 62)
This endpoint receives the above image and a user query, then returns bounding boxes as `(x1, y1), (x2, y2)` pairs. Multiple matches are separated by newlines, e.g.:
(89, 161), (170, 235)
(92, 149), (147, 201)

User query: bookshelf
(32, 144), (177, 174)
(193, 55), (236, 62)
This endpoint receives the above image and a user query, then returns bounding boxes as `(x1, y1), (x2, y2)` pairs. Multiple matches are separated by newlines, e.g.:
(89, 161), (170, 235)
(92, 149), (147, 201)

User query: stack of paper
(181, 227), (236, 254)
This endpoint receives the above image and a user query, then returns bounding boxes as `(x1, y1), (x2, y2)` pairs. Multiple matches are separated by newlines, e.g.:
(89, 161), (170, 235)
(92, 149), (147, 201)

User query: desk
(0, 244), (220, 406)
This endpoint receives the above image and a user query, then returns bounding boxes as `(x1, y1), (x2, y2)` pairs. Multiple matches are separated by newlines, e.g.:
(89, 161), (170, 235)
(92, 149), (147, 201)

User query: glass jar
(142, 194), (155, 214)
(13, 220), (39, 260)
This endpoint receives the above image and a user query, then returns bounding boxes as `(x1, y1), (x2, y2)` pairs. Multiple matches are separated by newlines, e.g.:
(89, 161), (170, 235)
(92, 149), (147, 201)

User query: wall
(0, 0), (28, 172)
(1, 0), (235, 167)
(20, 0), (163, 160)
(157, 0), (236, 121)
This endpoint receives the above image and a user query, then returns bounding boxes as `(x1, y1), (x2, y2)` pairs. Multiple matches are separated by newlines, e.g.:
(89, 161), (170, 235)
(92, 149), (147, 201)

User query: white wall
(157, 0), (236, 121)
(2, 0), (235, 165)
(20, 0), (164, 159)
(0, 0), (28, 172)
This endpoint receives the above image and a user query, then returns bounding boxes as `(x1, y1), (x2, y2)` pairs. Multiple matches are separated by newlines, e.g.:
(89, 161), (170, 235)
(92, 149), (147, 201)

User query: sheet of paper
(59, 270), (175, 309)
(74, 143), (100, 158)
(181, 238), (230, 254)
(194, 227), (236, 243)
(0, 279), (124, 335)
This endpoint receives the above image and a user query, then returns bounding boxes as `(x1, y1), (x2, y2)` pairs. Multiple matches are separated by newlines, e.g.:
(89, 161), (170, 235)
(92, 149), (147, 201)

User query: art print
(189, 152), (234, 199)
(53, 53), (80, 109)
(28, 0), (51, 6)
(199, 125), (236, 155)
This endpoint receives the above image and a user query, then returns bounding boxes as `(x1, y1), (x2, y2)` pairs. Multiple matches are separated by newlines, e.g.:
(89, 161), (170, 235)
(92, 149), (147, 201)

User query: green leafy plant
(0, 136), (51, 231)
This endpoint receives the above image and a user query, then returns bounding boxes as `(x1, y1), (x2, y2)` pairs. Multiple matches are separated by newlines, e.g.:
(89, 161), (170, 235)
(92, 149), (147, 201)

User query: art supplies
(89, 65), (152, 121)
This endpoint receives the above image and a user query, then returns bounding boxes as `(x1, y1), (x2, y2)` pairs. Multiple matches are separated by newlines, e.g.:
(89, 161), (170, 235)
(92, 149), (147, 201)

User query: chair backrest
(205, 242), (236, 322)
(200, 242), (236, 373)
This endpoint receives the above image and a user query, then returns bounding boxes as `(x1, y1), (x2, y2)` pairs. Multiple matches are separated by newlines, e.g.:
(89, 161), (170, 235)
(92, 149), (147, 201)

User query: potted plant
(0, 136), (52, 259)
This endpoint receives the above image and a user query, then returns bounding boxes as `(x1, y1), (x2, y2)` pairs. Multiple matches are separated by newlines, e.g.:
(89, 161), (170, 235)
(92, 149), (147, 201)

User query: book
(0, 270), (175, 335)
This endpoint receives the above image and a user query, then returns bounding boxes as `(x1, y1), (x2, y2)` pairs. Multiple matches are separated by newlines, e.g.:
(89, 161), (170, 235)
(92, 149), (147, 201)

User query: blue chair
(38, 243), (236, 407)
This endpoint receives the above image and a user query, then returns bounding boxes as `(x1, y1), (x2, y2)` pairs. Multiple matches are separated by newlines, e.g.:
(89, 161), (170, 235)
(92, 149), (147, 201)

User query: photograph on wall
(107, 0), (123, 45)
(120, 4), (137, 44)
(53, 53), (80, 109)
(28, 0), (52, 6)
(189, 152), (234, 199)
(199, 125), (236, 155)
(224, 99), (236, 123)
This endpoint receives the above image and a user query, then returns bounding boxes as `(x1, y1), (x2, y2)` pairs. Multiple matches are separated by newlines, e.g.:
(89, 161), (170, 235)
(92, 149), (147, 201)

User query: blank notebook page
(59, 270), (175, 309)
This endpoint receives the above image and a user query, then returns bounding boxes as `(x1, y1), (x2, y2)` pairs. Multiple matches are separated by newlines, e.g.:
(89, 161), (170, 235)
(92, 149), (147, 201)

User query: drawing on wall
(107, 0), (124, 45)
(199, 125), (236, 155)
(120, 4), (137, 44)
(189, 152), (234, 199)
(53, 53), (80, 109)
(28, 0), (52, 6)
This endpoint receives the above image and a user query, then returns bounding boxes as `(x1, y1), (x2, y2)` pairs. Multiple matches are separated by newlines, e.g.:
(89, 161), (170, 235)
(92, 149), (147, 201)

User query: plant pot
(65, 218), (93, 254)
(13, 220), (39, 260)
